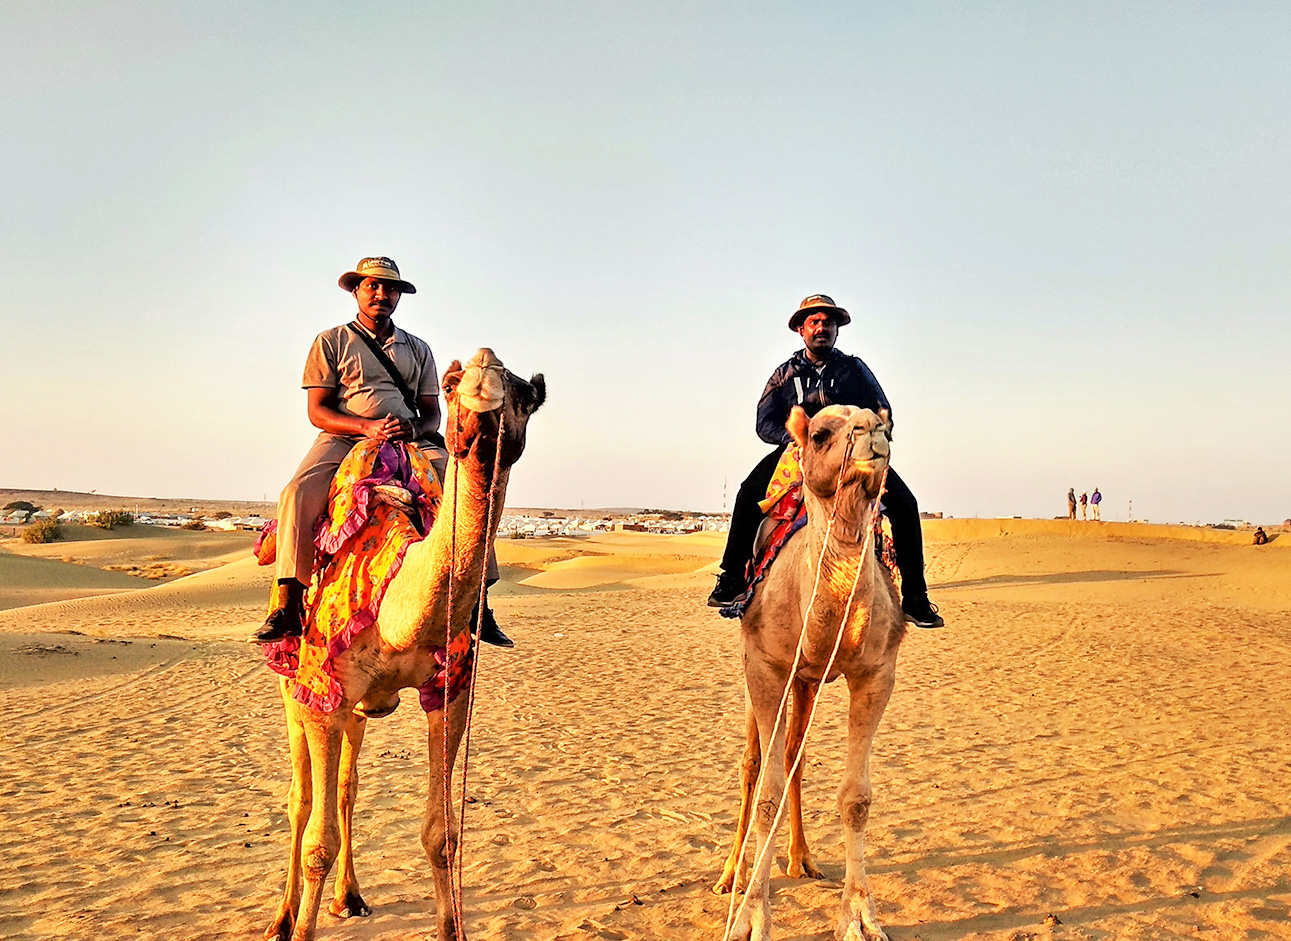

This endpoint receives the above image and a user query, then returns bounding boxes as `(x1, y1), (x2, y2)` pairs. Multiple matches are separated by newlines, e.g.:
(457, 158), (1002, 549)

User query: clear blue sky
(3, 2), (1288, 523)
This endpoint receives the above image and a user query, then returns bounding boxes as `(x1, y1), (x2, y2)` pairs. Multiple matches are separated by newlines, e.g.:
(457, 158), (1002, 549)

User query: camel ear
(786, 406), (809, 449)
(878, 407), (892, 436)
(441, 360), (464, 396)
(524, 373), (546, 413)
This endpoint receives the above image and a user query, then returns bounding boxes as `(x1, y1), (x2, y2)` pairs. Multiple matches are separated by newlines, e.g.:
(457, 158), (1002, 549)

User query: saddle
(255, 440), (473, 713)
(719, 446), (899, 620)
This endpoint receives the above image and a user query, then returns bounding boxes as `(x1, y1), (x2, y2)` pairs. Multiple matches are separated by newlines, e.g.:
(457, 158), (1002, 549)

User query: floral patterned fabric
(259, 439), (472, 714)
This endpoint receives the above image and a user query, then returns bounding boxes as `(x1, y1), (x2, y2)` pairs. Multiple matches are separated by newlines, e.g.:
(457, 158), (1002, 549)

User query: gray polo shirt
(302, 323), (439, 429)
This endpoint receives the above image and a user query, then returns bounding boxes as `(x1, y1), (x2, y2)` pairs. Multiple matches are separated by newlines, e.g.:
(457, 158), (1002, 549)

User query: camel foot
(786, 855), (824, 879)
(262, 911), (293, 941)
(835, 919), (889, 941)
(329, 891), (372, 918)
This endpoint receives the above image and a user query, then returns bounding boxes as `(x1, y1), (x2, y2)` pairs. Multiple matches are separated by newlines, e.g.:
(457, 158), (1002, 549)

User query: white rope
(722, 447), (884, 941)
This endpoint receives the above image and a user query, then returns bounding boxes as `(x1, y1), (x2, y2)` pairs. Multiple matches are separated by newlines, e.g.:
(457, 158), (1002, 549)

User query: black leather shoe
(707, 573), (748, 608)
(902, 597), (944, 629)
(249, 603), (304, 644)
(475, 603), (514, 649)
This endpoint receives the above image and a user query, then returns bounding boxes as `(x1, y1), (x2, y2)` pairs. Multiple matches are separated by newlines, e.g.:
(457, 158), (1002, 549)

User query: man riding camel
(708, 294), (944, 629)
(250, 256), (513, 648)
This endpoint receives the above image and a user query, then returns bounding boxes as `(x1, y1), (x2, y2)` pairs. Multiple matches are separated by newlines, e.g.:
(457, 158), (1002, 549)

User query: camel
(717, 404), (906, 941)
(264, 349), (545, 941)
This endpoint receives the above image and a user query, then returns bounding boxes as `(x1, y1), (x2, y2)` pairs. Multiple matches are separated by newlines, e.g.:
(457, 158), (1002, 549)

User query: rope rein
(723, 430), (887, 941)
(440, 368), (507, 938)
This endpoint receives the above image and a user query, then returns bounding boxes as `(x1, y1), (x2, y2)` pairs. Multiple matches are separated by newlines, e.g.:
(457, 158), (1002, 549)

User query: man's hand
(367, 416), (415, 441)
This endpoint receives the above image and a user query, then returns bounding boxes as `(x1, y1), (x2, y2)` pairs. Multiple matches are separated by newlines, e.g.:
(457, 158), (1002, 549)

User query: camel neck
(377, 457), (506, 650)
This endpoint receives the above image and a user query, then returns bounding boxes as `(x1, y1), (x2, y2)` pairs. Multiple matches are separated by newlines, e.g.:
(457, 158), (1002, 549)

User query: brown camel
(718, 404), (906, 941)
(264, 349), (545, 941)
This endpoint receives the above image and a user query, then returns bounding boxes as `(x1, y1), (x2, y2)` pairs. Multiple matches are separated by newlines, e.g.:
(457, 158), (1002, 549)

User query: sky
(2, 1), (1288, 524)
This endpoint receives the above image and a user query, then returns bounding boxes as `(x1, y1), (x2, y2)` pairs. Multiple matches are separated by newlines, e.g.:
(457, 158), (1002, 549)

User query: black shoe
(707, 573), (748, 608)
(249, 603), (304, 644)
(474, 603), (514, 649)
(902, 597), (944, 629)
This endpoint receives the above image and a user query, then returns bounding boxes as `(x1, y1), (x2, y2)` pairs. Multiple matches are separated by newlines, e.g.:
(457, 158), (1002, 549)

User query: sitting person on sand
(707, 294), (943, 629)
(1253, 527), (1268, 546)
(250, 257), (513, 648)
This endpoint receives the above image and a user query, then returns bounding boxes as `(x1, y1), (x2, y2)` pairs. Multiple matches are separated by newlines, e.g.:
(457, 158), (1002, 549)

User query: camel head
(788, 404), (891, 505)
(442, 348), (546, 471)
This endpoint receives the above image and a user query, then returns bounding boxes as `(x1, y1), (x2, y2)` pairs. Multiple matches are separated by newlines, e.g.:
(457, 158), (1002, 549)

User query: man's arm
(413, 394), (442, 442)
(755, 365), (793, 446)
(306, 387), (393, 439)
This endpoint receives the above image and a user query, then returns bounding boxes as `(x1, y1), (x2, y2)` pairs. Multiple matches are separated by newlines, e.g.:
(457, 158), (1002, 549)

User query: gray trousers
(275, 434), (497, 584)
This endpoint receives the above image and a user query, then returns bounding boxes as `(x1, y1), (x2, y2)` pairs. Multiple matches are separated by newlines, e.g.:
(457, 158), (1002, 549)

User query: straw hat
(788, 294), (850, 331)
(338, 256), (417, 294)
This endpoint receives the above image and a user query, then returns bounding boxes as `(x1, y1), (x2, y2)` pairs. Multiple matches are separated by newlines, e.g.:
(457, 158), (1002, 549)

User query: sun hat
(338, 256), (417, 294)
(788, 294), (851, 331)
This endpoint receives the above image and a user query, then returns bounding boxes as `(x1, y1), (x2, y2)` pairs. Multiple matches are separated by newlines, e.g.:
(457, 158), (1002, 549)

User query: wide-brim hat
(789, 294), (850, 331)
(338, 256), (416, 294)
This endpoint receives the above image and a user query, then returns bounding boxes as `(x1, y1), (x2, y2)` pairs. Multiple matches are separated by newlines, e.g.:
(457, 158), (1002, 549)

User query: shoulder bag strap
(347, 321), (420, 419)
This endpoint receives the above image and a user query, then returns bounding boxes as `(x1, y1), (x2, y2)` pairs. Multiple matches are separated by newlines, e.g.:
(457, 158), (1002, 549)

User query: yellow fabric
(274, 439), (441, 710)
(759, 445), (803, 513)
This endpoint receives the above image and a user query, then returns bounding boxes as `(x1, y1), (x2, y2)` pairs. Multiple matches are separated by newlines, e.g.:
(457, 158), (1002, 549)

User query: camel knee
(838, 794), (872, 831)
(302, 828), (340, 879)
(420, 822), (456, 871)
(755, 795), (782, 829)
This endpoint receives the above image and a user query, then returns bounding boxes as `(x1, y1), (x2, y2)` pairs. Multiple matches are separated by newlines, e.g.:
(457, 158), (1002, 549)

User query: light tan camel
(264, 350), (545, 941)
(717, 404), (906, 941)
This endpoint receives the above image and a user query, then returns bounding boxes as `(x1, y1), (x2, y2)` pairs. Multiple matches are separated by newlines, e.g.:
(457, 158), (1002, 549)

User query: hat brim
(339, 272), (417, 294)
(789, 306), (850, 331)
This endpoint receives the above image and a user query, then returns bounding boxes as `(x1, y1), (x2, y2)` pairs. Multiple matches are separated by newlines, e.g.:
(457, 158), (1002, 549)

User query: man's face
(354, 277), (402, 321)
(797, 312), (838, 358)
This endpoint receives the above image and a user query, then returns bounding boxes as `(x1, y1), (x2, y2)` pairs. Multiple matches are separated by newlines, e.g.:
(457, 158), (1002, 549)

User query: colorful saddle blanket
(257, 440), (473, 714)
(719, 446), (899, 620)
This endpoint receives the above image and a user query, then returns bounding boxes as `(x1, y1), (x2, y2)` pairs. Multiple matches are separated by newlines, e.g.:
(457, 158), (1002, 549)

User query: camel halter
(723, 424), (889, 941)
(441, 368), (508, 939)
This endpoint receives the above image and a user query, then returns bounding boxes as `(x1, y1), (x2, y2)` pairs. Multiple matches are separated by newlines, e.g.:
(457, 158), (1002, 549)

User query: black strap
(348, 321), (420, 418)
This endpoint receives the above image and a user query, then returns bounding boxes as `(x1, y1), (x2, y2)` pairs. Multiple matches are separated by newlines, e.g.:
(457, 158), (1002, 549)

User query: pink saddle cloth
(256, 440), (473, 714)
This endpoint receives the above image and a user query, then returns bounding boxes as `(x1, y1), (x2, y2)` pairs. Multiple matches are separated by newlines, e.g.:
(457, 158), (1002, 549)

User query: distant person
(1067, 487), (1077, 520)
(250, 257), (513, 648)
(1079, 490), (1088, 520)
(1253, 527), (1268, 546)
(707, 294), (943, 628)
(1090, 487), (1102, 520)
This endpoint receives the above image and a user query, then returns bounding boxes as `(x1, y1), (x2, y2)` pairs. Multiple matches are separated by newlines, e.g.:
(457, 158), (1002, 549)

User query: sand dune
(2, 521), (1290, 940)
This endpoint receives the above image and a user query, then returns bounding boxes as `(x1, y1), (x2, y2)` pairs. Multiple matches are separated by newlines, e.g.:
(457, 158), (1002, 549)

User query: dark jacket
(755, 348), (891, 446)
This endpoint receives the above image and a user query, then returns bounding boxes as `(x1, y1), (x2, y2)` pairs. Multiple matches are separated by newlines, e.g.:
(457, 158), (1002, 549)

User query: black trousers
(719, 446), (929, 602)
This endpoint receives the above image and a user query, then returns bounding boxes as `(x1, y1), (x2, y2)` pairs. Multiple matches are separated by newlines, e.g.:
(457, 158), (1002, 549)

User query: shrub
(4, 500), (38, 513)
(181, 519), (207, 531)
(211, 510), (232, 519)
(88, 510), (134, 530)
(23, 519), (63, 544)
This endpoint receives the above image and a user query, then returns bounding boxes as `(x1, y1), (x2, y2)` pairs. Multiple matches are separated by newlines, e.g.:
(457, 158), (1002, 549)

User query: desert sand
(1, 520), (1289, 940)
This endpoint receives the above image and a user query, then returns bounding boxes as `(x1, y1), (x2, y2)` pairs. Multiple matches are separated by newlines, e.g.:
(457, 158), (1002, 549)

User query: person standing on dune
(250, 257), (513, 648)
(1067, 488), (1077, 520)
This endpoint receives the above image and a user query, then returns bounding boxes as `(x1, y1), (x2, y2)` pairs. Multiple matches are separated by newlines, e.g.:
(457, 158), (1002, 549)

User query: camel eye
(811, 428), (831, 447)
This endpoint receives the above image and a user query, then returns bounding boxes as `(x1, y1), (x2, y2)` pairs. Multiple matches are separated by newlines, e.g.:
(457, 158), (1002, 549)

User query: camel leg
(289, 709), (346, 941)
(834, 669), (896, 941)
(423, 692), (471, 941)
(786, 677), (823, 880)
(265, 685), (311, 941)
(731, 654), (789, 941)
(714, 700), (760, 894)
(329, 712), (372, 918)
